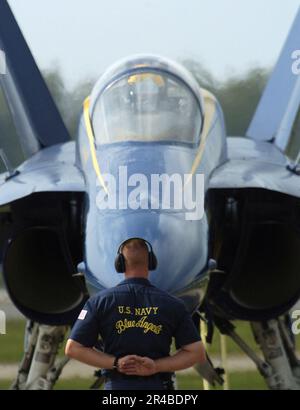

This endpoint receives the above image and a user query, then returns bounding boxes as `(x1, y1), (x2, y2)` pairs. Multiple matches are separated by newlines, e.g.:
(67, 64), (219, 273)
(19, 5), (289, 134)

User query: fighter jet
(1, 0), (300, 389)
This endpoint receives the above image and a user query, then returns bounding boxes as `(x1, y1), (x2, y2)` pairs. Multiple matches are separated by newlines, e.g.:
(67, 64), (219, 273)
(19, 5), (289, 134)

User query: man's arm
(65, 339), (115, 369)
(65, 339), (139, 371)
(155, 341), (206, 372)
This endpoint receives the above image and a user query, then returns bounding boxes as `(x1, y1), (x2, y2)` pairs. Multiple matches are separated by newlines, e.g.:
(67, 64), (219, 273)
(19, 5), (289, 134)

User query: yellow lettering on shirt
(115, 316), (163, 335)
(133, 307), (159, 316)
(116, 306), (162, 335)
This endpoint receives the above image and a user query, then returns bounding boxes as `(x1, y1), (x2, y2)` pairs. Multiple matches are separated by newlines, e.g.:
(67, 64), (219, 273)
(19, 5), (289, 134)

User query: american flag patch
(0, 50), (6, 75)
(78, 309), (88, 320)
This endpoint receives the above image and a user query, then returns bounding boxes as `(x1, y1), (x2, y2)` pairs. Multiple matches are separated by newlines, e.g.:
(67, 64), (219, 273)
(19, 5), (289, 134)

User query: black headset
(114, 238), (158, 273)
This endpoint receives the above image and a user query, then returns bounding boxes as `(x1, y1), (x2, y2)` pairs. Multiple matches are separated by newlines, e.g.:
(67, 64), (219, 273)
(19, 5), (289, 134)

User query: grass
(176, 372), (267, 390)
(0, 320), (26, 364)
(0, 372), (267, 390)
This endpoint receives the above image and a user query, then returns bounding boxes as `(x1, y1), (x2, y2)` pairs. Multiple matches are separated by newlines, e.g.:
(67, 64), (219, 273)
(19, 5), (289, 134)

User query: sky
(7, 0), (300, 89)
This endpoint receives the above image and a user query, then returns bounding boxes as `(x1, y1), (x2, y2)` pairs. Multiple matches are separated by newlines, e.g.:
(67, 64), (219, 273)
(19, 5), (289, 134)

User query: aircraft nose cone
(83, 144), (207, 292)
(84, 209), (209, 293)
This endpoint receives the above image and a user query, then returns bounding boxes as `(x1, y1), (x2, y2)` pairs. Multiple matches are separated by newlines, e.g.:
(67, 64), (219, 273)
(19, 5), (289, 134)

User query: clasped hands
(117, 355), (157, 376)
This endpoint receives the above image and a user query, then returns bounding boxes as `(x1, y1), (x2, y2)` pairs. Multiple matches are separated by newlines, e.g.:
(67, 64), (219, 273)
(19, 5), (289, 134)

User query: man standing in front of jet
(65, 238), (206, 390)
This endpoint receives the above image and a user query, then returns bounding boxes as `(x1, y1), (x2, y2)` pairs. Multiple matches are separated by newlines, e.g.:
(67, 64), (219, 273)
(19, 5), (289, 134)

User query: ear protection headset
(114, 238), (158, 273)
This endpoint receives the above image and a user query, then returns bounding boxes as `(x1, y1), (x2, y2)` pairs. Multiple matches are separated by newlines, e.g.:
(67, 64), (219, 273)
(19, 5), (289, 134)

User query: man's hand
(118, 355), (157, 376)
(118, 355), (140, 373)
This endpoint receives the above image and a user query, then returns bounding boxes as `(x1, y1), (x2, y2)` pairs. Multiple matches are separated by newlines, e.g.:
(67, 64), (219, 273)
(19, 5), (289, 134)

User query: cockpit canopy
(90, 55), (204, 147)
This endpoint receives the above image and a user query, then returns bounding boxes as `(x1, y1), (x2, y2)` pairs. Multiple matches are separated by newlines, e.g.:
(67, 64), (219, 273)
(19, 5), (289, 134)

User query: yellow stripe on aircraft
(185, 89), (217, 187)
(192, 89), (217, 174)
(83, 97), (108, 194)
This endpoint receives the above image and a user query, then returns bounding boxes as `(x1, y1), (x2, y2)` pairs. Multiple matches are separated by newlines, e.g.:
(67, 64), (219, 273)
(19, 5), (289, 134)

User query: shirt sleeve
(173, 302), (201, 350)
(69, 298), (99, 347)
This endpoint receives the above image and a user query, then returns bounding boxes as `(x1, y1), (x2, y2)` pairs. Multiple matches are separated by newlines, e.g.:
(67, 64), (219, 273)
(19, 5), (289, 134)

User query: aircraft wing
(247, 7), (300, 153)
(0, 142), (85, 207)
(209, 138), (300, 198)
(0, 0), (70, 159)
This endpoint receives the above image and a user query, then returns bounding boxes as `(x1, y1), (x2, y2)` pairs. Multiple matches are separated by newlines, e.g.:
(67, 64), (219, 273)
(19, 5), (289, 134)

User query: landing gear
(212, 316), (300, 390)
(11, 321), (69, 390)
(251, 318), (300, 390)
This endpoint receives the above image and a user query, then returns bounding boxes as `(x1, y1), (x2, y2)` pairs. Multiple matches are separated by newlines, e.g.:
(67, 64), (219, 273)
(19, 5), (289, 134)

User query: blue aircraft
(1, 0), (300, 389)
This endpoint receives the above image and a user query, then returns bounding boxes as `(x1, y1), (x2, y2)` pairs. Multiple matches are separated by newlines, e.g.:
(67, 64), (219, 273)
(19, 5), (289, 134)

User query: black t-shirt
(70, 277), (201, 359)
